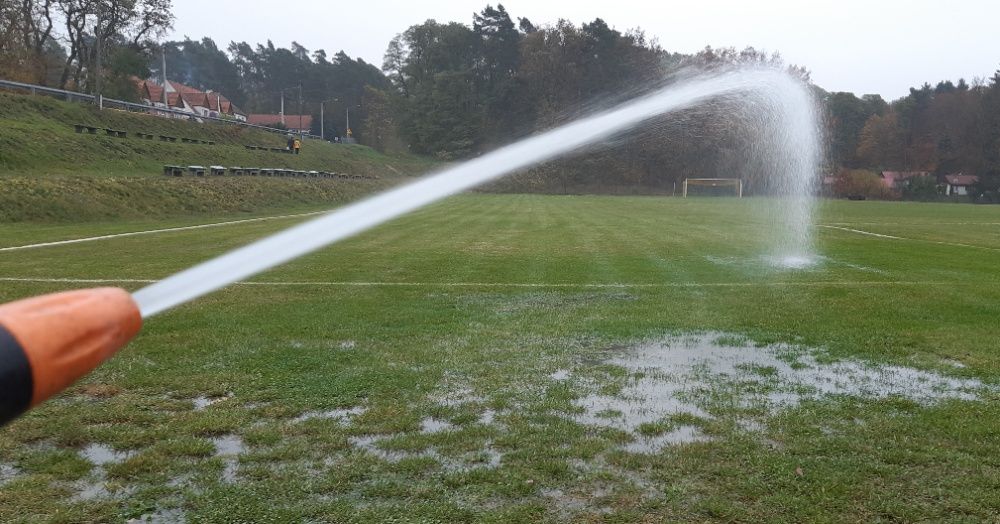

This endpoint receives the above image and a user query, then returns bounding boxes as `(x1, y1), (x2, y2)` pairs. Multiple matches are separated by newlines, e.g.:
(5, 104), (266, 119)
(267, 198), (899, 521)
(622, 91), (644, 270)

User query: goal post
(682, 178), (743, 198)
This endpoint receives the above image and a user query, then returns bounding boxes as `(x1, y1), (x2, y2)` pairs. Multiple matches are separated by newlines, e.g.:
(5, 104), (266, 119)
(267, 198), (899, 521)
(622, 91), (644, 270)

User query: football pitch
(1, 194), (998, 522)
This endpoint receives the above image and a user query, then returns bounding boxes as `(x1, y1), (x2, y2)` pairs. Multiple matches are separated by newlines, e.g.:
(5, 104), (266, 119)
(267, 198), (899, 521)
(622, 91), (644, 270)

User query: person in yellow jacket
(293, 137), (302, 154)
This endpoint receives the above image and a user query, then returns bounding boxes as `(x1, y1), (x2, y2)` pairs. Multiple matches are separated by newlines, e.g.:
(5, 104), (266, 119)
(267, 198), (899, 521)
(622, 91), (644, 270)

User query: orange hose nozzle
(0, 288), (142, 425)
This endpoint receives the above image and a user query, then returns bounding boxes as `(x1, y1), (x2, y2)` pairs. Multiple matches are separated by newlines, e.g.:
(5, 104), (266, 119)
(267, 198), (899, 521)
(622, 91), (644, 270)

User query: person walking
(286, 134), (294, 151)
(293, 137), (302, 155)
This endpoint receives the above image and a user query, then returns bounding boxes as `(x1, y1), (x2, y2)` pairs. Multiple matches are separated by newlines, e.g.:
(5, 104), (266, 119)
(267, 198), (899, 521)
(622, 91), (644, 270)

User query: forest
(3, 2), (999, 200)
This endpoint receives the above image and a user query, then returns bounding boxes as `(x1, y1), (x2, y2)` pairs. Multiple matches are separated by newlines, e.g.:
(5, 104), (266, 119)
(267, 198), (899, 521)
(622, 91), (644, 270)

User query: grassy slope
(0, 195), (998, 522)
(0, 92), (435, 221)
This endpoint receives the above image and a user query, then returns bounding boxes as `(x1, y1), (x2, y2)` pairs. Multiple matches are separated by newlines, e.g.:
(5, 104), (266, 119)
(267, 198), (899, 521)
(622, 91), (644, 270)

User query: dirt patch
(79, 384), (123, 398)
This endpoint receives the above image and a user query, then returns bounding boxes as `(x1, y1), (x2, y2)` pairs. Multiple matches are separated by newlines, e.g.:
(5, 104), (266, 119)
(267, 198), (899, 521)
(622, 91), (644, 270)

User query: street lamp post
(94, 1), (104, 107)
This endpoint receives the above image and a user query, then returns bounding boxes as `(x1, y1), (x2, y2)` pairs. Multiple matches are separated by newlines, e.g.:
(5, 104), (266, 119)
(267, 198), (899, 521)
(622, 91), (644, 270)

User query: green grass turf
(0, 92), (435, 222)
(0, 195), (998, 522)
(0, 92), (433, 179)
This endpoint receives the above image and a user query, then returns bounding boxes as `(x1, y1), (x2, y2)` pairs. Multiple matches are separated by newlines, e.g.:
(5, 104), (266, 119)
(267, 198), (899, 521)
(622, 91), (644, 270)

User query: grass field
(0, 194), (998, 522)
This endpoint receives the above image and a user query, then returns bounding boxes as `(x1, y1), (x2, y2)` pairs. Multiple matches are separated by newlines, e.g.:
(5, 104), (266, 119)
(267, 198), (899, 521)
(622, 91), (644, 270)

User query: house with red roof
(944, 174), (978, 196)
(137, 80), (246, 122)
(880, 171), (929, 190)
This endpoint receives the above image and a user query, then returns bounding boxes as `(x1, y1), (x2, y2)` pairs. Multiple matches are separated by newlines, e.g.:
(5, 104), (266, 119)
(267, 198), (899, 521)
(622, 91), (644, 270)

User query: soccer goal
(682, 178), (743, 198)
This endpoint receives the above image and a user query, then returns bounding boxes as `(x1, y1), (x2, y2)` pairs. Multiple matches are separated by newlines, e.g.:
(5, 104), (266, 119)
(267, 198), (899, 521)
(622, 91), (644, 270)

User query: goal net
(682, 178), (743, 198)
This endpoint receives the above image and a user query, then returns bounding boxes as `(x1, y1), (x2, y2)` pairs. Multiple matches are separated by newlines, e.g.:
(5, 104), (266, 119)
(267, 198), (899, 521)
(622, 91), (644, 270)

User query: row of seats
(74, 124), (215, 145)
(162, 165), (372, 179)
(245, 145), (293, 154)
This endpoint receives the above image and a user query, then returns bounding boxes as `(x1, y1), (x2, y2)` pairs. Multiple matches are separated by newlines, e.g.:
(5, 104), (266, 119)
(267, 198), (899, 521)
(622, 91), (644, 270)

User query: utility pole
(298, 84), (303, 138)
(320, 102), (324, 140)
(94, 1), (104, 106)
(161, 48), (168, 107)
(280, 92), (285, 126)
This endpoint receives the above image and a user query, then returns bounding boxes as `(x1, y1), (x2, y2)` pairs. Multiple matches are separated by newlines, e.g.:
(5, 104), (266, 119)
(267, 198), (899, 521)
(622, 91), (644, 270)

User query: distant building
(880, 171), (929, 190)
(137, 79), (246, 122)
(944, 174), (978, 196)
(246, 114), (313, 134)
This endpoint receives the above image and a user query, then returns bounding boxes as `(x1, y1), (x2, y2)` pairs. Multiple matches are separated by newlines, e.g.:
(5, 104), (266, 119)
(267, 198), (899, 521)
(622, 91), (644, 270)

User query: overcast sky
(168, 0), (999, 100)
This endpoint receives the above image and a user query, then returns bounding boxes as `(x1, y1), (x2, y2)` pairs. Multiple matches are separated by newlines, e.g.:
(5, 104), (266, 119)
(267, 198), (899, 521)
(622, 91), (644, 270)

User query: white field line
(0, 277), (950, 288)
(817, 225), (902, 239)
(0, 211), (327, 252)
(824, 222), (1000, 226)
(818, 224), (1000, 252)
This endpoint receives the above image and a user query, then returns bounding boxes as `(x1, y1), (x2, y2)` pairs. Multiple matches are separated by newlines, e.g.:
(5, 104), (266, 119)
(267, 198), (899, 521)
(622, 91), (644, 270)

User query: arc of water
(133, 69), (818, 318)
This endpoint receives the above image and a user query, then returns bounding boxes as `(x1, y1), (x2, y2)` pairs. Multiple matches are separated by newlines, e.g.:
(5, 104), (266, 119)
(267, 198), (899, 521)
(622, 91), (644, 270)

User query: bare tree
(56, 0), (174, 89)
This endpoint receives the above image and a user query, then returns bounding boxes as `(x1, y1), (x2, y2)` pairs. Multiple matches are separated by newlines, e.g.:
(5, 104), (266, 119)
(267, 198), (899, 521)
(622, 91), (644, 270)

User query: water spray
(0, 70), (819, 426)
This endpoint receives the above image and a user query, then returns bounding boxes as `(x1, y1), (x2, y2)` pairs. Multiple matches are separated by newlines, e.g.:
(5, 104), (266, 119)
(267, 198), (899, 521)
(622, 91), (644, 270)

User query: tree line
(1, 0), (172, 98)
(2, 2), (998, 200)
(826, 78), (1000, 201)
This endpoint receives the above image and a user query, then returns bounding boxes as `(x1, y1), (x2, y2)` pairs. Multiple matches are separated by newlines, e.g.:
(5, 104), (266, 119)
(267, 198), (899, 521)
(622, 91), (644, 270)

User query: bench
(104, 128), (127, 138)
(74, 124), (98, 134)
(159, 135), (177, 142)
(229, 167), (245, 176)
(137, 133), (155, 140)
(260, 168), (274, 177)
(246, 167), (260, 176)
(163, 165), (184, 176)
(308, 171), (320, 178)
(210, 166), (226, 176)
(187, 165), (206, 176)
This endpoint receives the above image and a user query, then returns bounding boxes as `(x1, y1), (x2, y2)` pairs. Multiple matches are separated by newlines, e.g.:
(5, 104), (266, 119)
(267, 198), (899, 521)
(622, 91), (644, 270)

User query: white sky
(168, 0), (1000, 100)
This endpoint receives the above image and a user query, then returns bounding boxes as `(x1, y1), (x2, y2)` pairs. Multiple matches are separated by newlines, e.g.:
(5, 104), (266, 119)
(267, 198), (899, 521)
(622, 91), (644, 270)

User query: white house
(944, 174), (978, 196)
(137, 79), (246, 122)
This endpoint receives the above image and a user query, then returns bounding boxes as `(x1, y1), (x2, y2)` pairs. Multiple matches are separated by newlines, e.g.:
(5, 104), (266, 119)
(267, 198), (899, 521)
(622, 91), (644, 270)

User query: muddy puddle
(293, 406), (366, 423)
(72, 443), (135, 501)
(210, 435), (245, 483)
(192, 393), (232, 411)
(0, 463), (20, 486)
(573, 333), (990, 451)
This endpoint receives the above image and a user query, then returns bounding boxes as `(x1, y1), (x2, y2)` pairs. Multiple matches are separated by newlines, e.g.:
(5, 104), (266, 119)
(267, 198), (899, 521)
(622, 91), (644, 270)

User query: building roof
(137, 79), (243, 115)
(247, 114), (313, 130)
(945, 174), (978, 186)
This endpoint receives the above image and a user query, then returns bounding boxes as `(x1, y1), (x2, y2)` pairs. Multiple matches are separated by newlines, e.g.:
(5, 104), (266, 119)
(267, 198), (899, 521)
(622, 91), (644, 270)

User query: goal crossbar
(682, 178), (743, 198)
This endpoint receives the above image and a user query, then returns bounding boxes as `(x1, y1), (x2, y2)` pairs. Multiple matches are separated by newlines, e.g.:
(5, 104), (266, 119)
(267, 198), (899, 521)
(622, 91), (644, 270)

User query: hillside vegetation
(0, 92), (435, 221)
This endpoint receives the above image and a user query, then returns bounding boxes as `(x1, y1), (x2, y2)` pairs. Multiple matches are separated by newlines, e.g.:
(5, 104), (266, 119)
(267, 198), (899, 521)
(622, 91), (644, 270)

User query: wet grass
(0, 195), (999, 522)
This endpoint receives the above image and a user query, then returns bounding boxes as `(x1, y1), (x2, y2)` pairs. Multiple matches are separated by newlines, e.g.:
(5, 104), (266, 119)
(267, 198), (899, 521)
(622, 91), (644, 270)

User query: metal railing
(0, 78), (323, 140)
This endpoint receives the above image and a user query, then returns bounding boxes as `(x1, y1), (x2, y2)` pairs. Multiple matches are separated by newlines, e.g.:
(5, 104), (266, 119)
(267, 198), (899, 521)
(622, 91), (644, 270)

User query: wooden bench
(136, 133), (155, 140)
(159, 135), (177, 142)
(260, 168), (274, 177)
(74, 124), (98, 134)
(163, 165), (184, 176)
(187, 165), (206, 176)
(210, 166), (226, 176)
(246, 167), (260, 176)
(104, 128), (127, 138)
(229, 167), (245, 176)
